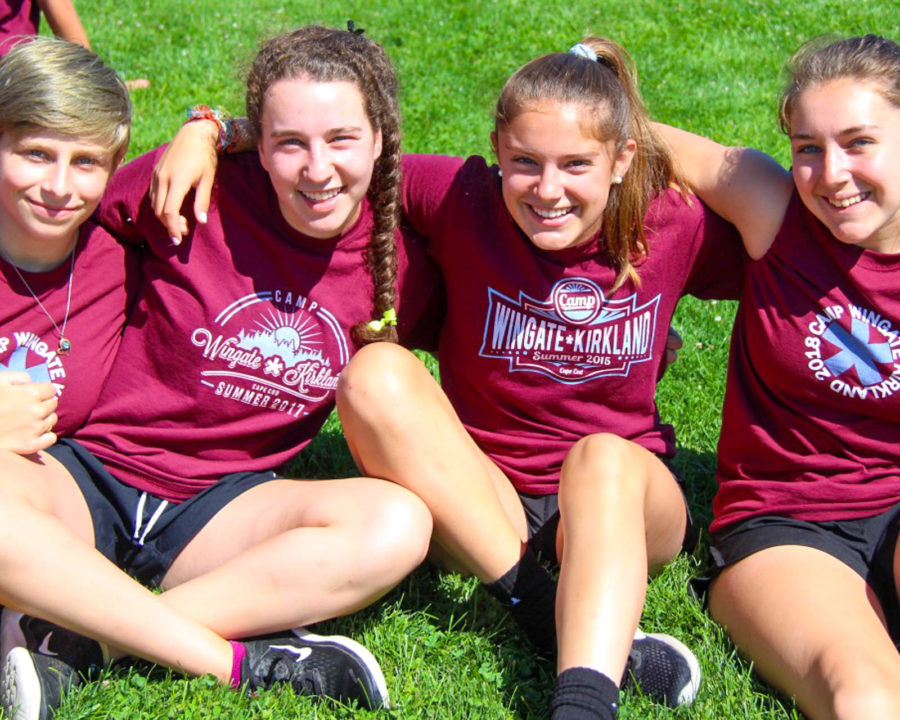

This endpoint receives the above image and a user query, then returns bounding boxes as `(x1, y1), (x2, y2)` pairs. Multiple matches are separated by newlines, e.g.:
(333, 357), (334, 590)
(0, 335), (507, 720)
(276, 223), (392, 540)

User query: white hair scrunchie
(569, 43), (598, 62)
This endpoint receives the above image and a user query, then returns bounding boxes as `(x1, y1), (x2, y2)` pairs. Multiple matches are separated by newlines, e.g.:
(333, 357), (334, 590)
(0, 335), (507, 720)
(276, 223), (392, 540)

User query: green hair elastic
(367, 308), (397, 332)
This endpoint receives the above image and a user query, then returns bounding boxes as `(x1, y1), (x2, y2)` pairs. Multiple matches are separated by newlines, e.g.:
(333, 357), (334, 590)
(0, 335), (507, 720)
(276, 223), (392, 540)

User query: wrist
(185, 105), (232, 154)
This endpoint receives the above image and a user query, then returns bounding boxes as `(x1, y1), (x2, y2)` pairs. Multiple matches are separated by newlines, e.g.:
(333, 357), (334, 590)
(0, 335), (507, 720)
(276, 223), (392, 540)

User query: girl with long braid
(0, 25), (443, 719)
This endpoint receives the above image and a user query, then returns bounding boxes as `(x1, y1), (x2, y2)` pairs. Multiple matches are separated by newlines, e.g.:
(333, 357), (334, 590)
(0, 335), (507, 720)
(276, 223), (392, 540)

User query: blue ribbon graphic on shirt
(0, 346), (52, 383)
(823, 318), (892, 387)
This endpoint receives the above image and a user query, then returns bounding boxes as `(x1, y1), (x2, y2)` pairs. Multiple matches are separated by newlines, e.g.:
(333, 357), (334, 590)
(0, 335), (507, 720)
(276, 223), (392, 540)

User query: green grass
(30, 1), (900, 718)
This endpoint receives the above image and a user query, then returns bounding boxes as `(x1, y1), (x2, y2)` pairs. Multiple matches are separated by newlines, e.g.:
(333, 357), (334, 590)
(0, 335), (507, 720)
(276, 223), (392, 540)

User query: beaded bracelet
(185, 104), (233, 154)
(225, 118), (254, 154)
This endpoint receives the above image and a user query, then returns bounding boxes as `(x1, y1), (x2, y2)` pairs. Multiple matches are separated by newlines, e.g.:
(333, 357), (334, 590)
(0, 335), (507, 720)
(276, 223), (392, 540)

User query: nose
(42, 161), (71, 199)
(535, 164), (563, 201)
(303, 142), (332, 184)
(820, 146), (850, 186)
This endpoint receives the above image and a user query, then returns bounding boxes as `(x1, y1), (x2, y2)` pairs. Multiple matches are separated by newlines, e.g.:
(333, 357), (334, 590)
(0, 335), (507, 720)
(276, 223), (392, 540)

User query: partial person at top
(0, 0), (148, 88)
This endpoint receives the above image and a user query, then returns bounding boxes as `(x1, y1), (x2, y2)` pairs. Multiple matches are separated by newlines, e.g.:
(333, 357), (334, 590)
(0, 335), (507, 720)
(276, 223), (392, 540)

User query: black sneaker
(1, 647), (80, 720)
(242, 628), (389, 709)
(0, 612), (104, 679)
(621, 629), (701, 707)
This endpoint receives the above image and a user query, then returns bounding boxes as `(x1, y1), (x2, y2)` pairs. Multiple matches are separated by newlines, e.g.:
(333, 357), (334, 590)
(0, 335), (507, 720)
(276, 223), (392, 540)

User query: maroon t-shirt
(0, 223), (134, 434)
(0, 0), (39, 56)
(76, 148), (442, 501)
(402, 154), (744, 495)
(712, 192), (900, 532)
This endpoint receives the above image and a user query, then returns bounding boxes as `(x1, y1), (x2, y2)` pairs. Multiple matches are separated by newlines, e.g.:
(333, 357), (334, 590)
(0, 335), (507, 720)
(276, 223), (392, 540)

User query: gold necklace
(2, 241), (76, 355)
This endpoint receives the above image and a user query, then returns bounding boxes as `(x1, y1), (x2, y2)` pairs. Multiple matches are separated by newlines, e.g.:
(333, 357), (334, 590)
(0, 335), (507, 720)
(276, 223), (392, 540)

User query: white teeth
(302, 188), (341, 201)
(532, 206), (571, 219)
(827, 192), (869, 208)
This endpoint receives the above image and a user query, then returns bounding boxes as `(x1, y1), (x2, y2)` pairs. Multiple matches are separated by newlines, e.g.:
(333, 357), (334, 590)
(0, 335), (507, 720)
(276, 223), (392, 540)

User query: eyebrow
(501, 141), (605, 161)
(269, 126), (364, 138)
(790, 123), (882, 140)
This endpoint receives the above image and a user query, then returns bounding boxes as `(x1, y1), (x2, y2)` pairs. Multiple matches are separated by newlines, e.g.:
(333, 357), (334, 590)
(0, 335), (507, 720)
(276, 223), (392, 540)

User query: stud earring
(497, 168), (503, 178)
(612, 175), (623, 184)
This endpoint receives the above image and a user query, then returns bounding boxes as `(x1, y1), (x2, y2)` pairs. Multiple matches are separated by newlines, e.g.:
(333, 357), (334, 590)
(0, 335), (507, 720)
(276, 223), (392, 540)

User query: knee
(354, 484), (433, 579)
(559, 433), (635, 504)
(824, 652), (900, 720)
(337, 343), (422, 415)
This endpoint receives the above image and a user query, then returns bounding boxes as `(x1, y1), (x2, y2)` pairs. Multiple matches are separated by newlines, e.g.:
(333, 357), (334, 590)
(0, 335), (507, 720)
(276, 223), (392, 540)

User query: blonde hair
(495, 37), (685, 290)
(780, 34), (900, 134)
(0, 37), (131, 160)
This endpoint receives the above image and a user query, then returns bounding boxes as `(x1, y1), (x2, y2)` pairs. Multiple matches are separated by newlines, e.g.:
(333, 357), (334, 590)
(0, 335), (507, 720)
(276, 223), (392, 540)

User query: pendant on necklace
(58, 338), (72, 355)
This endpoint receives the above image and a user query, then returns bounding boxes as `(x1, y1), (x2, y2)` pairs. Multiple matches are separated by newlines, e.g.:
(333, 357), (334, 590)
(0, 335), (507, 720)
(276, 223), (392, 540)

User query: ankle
(483, 549), (557, 654)
(550, 667), (619, 720)
(228, 640), (246, 688)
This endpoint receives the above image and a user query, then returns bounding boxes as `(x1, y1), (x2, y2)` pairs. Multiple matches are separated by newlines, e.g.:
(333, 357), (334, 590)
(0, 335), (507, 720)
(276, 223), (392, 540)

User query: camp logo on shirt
(803, 302), (900, 400)
(479, 277), (660, 383)
(0, 331), (67, 395)
(190, 290), (348, 417)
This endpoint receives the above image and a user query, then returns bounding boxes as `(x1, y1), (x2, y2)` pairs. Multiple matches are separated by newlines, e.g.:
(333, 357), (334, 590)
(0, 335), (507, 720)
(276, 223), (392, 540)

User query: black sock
(550, 667), (619, 720)
(483, 548), (557, 654)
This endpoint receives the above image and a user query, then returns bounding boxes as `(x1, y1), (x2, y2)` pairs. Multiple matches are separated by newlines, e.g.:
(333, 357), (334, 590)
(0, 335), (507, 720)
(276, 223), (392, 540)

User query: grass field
(23, 1), (900, 718)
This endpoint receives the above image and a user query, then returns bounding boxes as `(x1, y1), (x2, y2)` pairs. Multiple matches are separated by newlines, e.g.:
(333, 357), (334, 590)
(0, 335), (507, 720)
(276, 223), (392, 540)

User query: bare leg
(0, 451), (232, 680)
(710, 545), (900, 720)
(157, 477), (432, 638)
(336, 343), (528, 582)
(555, 434), (686, 681)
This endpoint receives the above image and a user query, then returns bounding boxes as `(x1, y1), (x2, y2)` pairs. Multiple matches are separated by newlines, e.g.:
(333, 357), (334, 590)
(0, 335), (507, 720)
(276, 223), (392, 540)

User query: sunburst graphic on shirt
(191, 291), (347, 415)
(234, 310), (329, 374)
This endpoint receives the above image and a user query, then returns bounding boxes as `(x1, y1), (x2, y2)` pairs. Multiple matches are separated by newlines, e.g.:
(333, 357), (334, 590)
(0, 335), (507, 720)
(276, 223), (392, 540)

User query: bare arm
(654, 123), (793, 259)
(37, 0), (90, 48)
(150, 121), (220, 243)
(151, 117), (254, 243)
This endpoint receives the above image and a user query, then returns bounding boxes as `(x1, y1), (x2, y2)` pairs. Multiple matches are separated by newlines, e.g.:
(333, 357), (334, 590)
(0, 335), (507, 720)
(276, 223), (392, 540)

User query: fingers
(0, 371), (33, 386)
(34, 382), (59, 404)
(41, 411), (59, 436)
(193, 170), (214, 226)
(667, 328), (683, 350)
(125, 78), (150, 91)
(151, 157), (191, 245)
(0, 385), (60, 455)
(151, 120), (222, 244)
(0, 377), (57, 402)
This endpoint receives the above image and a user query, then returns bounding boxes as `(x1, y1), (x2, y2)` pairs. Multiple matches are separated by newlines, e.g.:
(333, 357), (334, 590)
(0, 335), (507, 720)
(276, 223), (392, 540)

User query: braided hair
(246, 26), (402, 344)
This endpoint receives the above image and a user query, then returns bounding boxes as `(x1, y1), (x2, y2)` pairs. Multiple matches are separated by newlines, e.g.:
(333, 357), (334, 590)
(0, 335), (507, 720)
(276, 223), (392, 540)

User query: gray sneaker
(1, 647), (80, 720)
(621, 629), (701, 707)
(242, 628), (389, 709)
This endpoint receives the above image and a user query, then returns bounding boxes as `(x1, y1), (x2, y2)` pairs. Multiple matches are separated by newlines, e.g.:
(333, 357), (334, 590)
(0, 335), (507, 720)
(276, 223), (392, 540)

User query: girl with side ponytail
(340, 36), (742, 719)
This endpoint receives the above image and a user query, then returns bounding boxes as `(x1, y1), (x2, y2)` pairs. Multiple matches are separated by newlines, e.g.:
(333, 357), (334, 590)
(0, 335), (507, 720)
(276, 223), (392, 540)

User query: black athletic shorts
(48, 438), (279, 587)
(518, 462), (697, 565)
(708, 504), (900, 642)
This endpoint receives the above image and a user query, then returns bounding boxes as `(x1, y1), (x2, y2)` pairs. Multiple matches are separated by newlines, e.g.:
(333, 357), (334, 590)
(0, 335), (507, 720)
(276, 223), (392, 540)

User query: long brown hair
(246, 26), (402, 344)
(495, 37), (685, 290)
